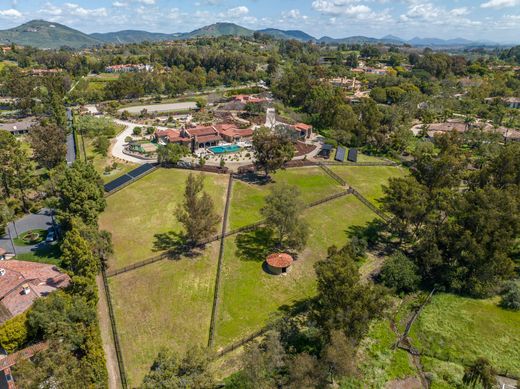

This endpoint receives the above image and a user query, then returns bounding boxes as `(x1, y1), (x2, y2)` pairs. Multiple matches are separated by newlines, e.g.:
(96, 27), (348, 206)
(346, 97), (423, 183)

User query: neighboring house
(504, 97), (520, 109)
(233, 94), (267, 104)
(410, 121), (520, 142)
(293, 123), (313, 139)
(104, 64), (153, 73)
(29, 69), (63, 76)
(0, 260), (70, 325)
(0, 118), (37, 136)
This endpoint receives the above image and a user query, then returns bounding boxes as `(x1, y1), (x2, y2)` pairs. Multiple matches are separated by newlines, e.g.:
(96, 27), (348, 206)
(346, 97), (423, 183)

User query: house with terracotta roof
(184, 126), (222, 151)
(0, 260), (70, 325)
(155, 128), (192, 146)
(214, 124), (254, 143)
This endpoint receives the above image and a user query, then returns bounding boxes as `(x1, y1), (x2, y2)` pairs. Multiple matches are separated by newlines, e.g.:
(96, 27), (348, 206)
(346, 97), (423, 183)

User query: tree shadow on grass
(235, 227), (278, 262)
(153, 231), (203, 260)
(235, 172), (273, 186)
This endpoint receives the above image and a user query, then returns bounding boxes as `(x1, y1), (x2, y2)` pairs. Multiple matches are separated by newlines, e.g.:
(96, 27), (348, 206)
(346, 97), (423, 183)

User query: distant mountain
(91, 30), (177, 44)
(0, 20), (101, 49)
(184, 23), (254, 39)
(258, 28), (315, 42)
(380, 34), (405, 44)
(318, 36), (380, 44)
(0, 20), (509, 49)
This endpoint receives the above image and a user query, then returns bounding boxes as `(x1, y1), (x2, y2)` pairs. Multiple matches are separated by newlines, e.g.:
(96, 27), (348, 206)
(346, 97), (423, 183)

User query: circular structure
(266, 253), (293, 275)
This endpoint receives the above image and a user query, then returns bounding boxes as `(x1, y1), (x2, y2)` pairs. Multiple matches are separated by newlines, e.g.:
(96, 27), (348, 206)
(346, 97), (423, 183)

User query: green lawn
(99, 169), (229, 269)
(78, 135), (137, 183)
(329, 165), (408, 206)
(109, 243), (219, 386)
(228, 167), (343, 230)
(409, 293), (520, 377)
(15, 244), (61, 266)
(215, 195), (377, 347)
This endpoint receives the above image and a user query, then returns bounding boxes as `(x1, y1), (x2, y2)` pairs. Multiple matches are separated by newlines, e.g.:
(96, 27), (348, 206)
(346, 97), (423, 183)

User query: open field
(229, 167), (344, 230)
(109, 243), (219, 386)
(409, 293), (520, 377)
(329, 165), (408, 206)
(215, 194), (378, 347)
(99, 169), (228, 269)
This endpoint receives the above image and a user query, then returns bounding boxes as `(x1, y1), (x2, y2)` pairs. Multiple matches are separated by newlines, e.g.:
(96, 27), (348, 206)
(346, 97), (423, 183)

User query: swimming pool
(208, 144), (241, 154)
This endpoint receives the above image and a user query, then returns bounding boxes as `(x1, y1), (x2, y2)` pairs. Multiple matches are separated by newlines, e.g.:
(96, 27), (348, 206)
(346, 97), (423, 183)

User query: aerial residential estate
(0, 4), (519, 389)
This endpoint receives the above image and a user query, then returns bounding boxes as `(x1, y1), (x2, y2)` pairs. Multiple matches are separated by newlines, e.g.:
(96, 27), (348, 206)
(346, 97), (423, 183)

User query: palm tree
(462, 358), (497, 389)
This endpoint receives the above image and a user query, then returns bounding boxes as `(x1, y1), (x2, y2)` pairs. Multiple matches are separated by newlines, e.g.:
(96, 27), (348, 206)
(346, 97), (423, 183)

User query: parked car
(45, 229), (56, 243)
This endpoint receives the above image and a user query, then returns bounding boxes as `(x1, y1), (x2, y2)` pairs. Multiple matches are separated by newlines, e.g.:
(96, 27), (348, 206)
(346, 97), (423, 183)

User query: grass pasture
(329, 165), (408, 206)
(215, 194), (378, 347)
(109, 243), (219, 386)
(229, 167), (344, 230)
(410, 293), (520, 377)
(100, 164), (410, 386)
(99, 169), (228, 269)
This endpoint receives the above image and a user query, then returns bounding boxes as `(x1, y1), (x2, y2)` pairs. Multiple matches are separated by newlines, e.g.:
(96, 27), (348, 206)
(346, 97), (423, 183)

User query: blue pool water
(209, 145), (241, 154)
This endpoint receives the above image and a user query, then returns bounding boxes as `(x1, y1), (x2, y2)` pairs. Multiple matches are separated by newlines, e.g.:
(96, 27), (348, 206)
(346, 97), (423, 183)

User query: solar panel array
(104, 163), (156, 193)
(335, 146), (346, 162)
(127, 163), (155, 178)
(347, 148), (358, 162)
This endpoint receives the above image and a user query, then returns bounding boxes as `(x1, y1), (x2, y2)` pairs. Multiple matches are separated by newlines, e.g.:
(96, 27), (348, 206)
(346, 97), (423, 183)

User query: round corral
(266, 253), (294, 275)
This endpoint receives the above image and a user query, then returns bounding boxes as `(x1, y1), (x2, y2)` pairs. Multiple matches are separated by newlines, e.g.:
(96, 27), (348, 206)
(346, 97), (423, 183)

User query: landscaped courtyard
(99, 164), (413, 385)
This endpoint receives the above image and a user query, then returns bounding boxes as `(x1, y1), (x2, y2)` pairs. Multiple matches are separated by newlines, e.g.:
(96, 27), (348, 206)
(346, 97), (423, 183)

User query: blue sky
(0, 0), (519, 42)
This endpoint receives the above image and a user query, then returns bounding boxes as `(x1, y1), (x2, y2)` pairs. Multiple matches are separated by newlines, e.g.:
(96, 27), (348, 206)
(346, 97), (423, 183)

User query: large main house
(155, 122), (312, 152)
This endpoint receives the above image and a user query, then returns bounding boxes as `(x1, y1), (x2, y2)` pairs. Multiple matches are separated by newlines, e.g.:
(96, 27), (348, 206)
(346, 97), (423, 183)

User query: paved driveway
(0, 208), (56, 255)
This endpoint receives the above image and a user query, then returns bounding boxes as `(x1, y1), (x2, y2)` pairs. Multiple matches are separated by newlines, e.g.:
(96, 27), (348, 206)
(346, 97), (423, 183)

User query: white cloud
(282, 9), (308, 20)
(137, 0), (156, 4)
(0, 8), (22, 18)
(400, 2), (480, 27)
(481, 0), (519, 8)
(220, 6), (249, 18)
(312, 0), (371, 16)
(64, 3), (108, 17)
(112, 1), (128, 8)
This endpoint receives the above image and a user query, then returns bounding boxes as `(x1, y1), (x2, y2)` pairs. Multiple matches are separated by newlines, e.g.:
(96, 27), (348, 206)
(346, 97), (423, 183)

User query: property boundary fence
(317, 162), (347, 186)
(321, 160), (399, 167)
(350, 189), (390, 222)
(101, 268), (128, 389)
(208, 175), (233, 347)
(215, 327), (270, 358)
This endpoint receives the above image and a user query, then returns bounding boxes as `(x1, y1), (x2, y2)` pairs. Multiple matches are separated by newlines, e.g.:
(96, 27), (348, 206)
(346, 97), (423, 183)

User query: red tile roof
(187, 126), (218, 137)
(294, 123), (313, 131)
(0, 260), (70, 323)
(266, 253), (293, 268)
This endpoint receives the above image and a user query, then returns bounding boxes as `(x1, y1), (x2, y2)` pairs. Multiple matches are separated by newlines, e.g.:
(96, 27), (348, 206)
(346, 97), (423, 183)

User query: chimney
(22, 284), (31, 295)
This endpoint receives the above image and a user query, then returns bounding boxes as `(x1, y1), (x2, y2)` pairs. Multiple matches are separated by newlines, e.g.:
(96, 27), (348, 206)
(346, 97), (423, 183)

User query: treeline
(381, 136), (520, 297)
(0, 161), (110, 387)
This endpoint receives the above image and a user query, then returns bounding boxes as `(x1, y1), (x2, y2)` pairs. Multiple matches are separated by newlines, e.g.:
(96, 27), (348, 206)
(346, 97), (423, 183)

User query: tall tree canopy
(176, 173), (221, 245)
(261, 183), (309, 251)
(55, 161), (106, 229)
(28, 122), (67, 169)
(252, 127), (294, 177)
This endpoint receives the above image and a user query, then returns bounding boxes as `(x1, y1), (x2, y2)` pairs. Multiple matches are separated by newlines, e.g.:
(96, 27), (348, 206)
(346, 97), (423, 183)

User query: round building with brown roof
(266, 253), (293, 275)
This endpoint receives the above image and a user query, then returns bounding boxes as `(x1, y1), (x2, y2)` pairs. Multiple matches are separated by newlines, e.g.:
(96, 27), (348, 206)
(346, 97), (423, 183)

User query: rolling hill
(0, 20), (505, 49)
(90, 30), (178, 44)
(0, 20), (101, 49)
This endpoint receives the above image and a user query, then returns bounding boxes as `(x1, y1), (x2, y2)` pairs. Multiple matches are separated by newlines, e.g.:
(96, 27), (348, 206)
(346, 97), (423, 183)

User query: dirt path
(96, 275), (122, 389)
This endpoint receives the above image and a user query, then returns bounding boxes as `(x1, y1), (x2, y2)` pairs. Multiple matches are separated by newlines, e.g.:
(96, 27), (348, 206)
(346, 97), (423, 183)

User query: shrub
(500, 282), (520, 311)
(379, 252), (420, 294)
(132, 126), (142, 136)
(0, 313), (29, 353)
